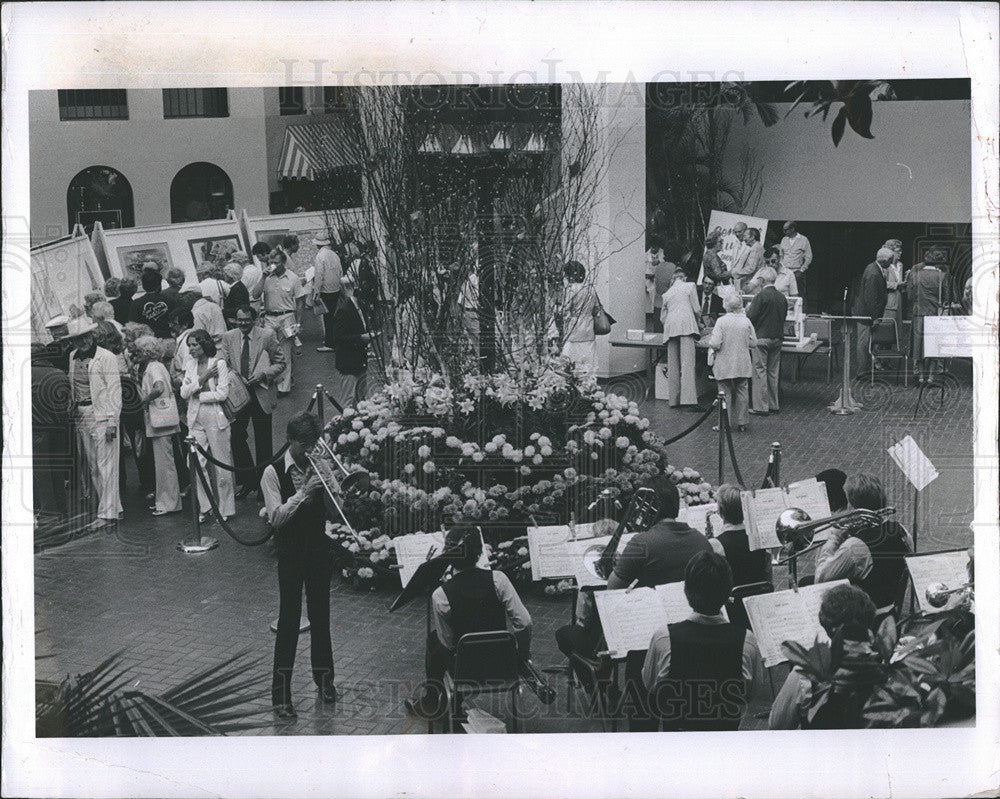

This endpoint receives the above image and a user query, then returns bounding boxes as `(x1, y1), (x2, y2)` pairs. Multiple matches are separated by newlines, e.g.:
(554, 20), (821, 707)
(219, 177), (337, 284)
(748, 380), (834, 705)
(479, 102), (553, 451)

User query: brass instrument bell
(925, 581), (971, 609)
(775, 507), (813, 552)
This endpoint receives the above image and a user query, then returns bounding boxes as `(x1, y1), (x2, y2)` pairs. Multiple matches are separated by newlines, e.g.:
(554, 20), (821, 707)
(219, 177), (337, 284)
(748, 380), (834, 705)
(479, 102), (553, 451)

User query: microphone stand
(827, 287), (864, 414)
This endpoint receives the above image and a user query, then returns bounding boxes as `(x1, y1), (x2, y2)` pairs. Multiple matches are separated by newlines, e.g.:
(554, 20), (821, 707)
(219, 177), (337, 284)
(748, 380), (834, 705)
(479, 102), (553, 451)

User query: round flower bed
(323, 357), (713, 591)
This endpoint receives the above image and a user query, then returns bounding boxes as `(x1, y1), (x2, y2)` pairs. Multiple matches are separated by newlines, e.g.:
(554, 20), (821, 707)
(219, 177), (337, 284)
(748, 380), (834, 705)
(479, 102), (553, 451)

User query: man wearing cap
(779, 222), (812, 306)
(66, 317), (123, 530)
(329, 272), (376, 411)
(311, 232), (344, 353)
(852, 248), (892, 376)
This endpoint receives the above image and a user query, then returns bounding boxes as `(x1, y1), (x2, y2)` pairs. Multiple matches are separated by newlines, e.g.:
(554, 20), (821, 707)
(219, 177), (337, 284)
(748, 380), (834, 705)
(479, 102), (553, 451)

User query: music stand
(821, 313), (873, 414)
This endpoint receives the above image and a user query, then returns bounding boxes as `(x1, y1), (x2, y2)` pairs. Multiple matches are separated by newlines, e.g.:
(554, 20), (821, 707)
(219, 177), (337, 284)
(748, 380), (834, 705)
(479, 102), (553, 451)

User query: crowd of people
(645, 222), (969, 428)
(31, 232), (380, 532)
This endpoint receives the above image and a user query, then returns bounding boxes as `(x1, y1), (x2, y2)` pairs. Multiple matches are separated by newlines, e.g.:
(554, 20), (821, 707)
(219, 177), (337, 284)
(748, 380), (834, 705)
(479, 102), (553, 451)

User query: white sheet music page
(743, 580), (849, 667)
(906, 550), (971, 613)
(744, 487), (788, 551)
(654, 581), (729, 622)
(595, 587), (667, 656)
(888, 435), (940, 491)
(392, 532), (446, 588)
(677, 502), (721, 537)
(567, 533), (637, 588)
(786, 478), (833, 542)
(526, 525), (574, 581)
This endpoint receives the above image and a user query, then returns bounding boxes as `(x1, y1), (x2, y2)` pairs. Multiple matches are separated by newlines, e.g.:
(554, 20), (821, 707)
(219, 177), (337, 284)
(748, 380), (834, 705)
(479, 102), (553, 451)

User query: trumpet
(775, 506), (897, 554)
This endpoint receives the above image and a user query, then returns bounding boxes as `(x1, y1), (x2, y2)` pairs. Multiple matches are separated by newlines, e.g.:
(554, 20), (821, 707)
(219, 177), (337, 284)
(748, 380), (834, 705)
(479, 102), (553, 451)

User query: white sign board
(888, 435), (939, 491)
(923, 315), (985, 358)
(30, 234), (105, 341)
(698, 210), (770, 284)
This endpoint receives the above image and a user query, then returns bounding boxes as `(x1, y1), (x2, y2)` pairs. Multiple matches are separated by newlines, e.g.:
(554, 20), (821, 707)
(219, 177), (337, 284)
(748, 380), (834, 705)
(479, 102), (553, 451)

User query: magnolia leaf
(831, 106), (848, 147)
(905, 655), (939, 676)
(846, 92), (874, 139)
(875, 615), (898, 660)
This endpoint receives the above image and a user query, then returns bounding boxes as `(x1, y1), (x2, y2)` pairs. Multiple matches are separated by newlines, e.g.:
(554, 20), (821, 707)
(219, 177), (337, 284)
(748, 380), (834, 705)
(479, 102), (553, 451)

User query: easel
(822, 309), (873, 414)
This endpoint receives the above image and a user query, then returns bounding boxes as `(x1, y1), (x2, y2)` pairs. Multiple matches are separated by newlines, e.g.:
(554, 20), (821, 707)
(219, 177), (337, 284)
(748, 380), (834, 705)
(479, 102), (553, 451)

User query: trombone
(305, 434), (372, 542)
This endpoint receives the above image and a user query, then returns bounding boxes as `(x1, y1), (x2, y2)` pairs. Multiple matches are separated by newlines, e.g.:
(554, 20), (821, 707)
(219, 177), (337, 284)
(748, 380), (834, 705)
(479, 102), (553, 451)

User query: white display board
(92, 218), (244, 285)
(30, 233), (105, 342)
(706, 210), (770, 272)
(923, 315), (983, 358)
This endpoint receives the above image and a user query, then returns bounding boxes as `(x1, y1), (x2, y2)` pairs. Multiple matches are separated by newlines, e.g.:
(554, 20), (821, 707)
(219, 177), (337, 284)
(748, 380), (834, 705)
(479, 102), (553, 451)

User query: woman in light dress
(132, 336), (183, 515)
(708, 292), (757, 432)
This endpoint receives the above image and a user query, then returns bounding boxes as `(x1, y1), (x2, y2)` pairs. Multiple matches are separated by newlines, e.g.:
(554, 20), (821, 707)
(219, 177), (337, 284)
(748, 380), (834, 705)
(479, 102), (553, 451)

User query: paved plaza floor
(34, 322), (975, 736)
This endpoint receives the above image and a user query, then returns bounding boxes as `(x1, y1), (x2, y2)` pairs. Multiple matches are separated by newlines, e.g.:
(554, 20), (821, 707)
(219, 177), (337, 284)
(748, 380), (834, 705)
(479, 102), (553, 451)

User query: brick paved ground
(34, 317), (974, 736)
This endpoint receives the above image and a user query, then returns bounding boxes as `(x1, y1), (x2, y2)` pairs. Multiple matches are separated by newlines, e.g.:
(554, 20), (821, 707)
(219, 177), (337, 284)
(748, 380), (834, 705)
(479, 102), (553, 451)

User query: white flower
(472, 451), (485, 462)
(460, 443), (476, 457)
(422, 461), (436, 474)
(598, 427), (612, 440)
(458, 399), (475, 415)
(337, 434), (349, 446)
(445, 436), (462, 448)
(417, 445), (431, 459)
(403, 463), (416, 475)
(540, 446), (553, 457)
(532, 454), (543, 465)
(517, 546), (528, 557)
(616, 436), (630, 449)
(352, 419), (364, 430)
(357, 567), (374, 579)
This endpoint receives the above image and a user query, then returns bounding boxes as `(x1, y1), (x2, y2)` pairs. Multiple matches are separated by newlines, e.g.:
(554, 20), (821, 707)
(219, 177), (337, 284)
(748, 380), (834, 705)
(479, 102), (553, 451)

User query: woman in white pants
(133, 336), (183, 516)
(560, 260), (600, 376)
(659, 269), (702, 407)
(180, 329), (235, 522)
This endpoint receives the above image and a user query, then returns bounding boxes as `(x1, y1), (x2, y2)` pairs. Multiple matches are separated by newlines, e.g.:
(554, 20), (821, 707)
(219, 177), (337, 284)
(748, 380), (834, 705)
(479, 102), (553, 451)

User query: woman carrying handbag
(561, 260), (613, 376)
(180, 328), (236, 522)
(132, 336), (183, 516)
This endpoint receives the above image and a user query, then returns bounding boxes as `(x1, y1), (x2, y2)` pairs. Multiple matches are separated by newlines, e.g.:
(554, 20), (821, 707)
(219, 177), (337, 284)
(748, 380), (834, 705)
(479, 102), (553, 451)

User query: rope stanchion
(315, 383), (325, 428)
(761, 442), (781, 489)
(192, 441), (289, 476)
(192, 455), (272, 547)
(323, 391), (344, 416)
(177, 436), (219, 554)
(722, 410), (747, 489)
(662, 400), (717, 446)
(717, 390), (726, 485)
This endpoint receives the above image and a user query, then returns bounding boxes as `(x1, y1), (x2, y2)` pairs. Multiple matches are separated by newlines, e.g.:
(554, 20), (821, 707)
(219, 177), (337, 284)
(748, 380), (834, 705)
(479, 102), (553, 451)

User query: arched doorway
(67, 166), (135, 235)
(169, 162), (233, 223)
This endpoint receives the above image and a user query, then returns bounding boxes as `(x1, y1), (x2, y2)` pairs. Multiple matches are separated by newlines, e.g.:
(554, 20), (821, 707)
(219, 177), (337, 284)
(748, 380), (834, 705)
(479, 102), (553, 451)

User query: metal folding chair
(442, 631), (523, 734)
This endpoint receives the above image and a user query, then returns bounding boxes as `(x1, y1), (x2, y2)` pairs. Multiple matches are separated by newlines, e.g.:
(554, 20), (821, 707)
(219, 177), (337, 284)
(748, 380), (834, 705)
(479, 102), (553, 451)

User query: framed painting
(115, 242), (173, 278)
(188, 234), (242, 268)
(254, 228), (291, 250)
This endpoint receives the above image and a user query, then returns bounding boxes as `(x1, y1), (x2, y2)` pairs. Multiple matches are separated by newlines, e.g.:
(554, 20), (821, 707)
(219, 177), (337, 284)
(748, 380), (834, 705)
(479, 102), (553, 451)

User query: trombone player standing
(260, 411), (339, 719)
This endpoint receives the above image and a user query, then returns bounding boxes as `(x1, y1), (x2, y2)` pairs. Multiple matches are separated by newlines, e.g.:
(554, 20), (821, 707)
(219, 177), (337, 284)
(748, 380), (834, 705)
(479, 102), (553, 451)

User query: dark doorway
(67, 166), (135, 236)
(170, 162), (233, 223)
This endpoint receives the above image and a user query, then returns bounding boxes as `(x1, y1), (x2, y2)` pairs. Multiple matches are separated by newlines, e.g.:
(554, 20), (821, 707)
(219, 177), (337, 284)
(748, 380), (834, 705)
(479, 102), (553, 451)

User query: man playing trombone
(260, 411), (339, 719)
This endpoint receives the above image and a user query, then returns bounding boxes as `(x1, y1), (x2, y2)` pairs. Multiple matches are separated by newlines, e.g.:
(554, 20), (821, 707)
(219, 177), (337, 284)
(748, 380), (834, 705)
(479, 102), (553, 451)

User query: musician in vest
(260, 412), (339, 719)
(814, 473), (911, 616)
(405, 526), (532, 720)
(708, 484), (771, 586)
(643, 551), (766, 731)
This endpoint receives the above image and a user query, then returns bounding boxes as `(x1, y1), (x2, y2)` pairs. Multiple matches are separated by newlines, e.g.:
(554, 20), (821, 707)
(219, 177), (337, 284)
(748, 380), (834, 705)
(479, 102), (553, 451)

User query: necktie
(241, 332), (250, 378)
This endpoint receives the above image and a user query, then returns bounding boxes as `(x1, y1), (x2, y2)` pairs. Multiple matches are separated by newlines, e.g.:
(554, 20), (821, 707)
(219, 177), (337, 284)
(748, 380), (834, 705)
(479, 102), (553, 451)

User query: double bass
(594, 486), (660, 580)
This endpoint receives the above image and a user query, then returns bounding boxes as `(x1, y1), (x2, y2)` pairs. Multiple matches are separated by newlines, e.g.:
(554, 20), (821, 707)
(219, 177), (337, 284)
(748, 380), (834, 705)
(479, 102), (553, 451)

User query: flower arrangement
(324, 356), (713, 590)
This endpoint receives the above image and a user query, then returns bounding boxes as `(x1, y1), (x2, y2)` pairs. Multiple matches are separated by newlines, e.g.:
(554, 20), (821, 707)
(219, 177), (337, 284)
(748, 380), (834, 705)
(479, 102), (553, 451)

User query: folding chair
(869, 318), (908, 386)
(442, 631), (523, 734)
(727, 581), (774, 631)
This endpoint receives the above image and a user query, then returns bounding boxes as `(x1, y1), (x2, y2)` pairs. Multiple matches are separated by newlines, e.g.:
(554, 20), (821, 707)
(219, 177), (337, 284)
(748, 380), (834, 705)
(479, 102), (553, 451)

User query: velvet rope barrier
(191, 454), (273, 547)
(661, 400), (718, 446)
(721, 407), (747, 489)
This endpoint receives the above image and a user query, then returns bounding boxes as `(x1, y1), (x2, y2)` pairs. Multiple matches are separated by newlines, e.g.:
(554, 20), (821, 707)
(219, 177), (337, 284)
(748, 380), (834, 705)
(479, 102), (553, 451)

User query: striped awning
(278, 119), (359, 181)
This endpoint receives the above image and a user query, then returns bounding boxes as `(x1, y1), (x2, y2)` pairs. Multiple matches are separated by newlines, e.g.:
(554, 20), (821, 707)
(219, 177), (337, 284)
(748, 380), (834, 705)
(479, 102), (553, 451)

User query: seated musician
(814, 473), (911, 615)
(769, 584), (880, 729)
(406, 526), (532, 720)
(708, 483), (771, 586)
(643, 551), (766, 731)
(555, 475), (712, 690)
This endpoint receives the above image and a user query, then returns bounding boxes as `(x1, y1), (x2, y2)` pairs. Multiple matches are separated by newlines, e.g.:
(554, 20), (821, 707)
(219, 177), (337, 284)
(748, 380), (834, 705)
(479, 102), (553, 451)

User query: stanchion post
(177, 436), (218, 554)
(771, 442), (782, 487)
(717, 390), (726, 486)
(315, 383), (325, 427)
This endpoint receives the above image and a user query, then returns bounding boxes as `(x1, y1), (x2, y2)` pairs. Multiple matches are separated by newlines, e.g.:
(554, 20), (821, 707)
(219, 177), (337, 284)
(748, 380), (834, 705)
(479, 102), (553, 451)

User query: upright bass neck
(594, 486), (658, 580)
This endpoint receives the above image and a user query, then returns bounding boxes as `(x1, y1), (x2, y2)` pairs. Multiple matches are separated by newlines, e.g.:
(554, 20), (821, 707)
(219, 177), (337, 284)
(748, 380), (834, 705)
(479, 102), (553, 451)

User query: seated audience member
(816, 468), (849, 513)
(556, 476), (712, 684)
(406, 526), (532, 720)
(111, 278), (137, 325)
(643, 551), (766, 731)
(769, 584), (881, 729)
(129, 268), (176, 338)
(814, 474), (911, 614)
(221, 262), (250, 326)
(192, 288), (227, 342)
(709, 484), (771, 586)
(161, 268), (186, 306)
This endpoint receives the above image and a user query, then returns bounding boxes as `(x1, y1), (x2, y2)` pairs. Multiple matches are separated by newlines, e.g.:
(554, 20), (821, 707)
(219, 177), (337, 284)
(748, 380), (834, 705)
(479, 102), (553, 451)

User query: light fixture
(418, 132), (444, 154)
(490, 129), (512, 151)
(521, 132), (547, 153)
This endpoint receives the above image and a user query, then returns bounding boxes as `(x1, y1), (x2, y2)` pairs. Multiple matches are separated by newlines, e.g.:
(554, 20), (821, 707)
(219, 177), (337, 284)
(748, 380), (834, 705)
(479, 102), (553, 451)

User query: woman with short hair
(708, 292), (757, 431)
(180, 328), (235, 521)
(132, 336), (182, 515)
(560, 260), (601, 376)
(659, 269), (702, 407)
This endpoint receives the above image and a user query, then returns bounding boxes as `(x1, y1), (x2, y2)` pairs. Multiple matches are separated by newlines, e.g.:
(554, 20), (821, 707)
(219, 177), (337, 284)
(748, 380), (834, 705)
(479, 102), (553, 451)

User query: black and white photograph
(3, 3), (998, 798)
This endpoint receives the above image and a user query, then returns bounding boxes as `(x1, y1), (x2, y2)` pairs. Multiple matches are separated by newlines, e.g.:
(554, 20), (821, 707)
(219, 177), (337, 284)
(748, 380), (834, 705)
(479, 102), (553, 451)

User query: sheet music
(888, 435), (940, 492)
(567, 533), (637, 588)
(906, 550), (971, 613)
(743, 580), (849, 668)
(677, 502), (721, 537)
(786, 478), (833, 542)
(654, 581), (729, 622)
(526, 525), (574, 581)
(743, 487), (789, 551)
(392, 532), (445, 588)
(595, 587), (668, 656)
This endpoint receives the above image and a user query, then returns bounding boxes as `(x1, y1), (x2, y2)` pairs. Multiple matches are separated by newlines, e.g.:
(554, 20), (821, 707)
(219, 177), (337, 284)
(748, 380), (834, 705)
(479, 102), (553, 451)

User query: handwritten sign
(888, 435), (939, 492)
(743, 581), (849, 668)
(392, 532), (445, 588)
(905, 550), (971, 613)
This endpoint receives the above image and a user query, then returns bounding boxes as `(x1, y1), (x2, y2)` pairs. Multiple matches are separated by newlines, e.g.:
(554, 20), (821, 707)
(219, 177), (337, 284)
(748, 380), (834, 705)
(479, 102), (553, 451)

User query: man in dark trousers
(329, 272), (375, 411)
(406, 526), (532, 720)
(643, 551), (766, 730)
(746, 266), (788, 416)
(852, 247), (892, 377)
(220, 305), (286, 498)
(259, 412), (338, 719)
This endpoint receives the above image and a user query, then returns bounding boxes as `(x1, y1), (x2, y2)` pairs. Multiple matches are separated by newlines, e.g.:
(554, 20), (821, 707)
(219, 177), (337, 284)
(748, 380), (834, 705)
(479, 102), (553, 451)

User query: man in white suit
(66, 317), (123, 530)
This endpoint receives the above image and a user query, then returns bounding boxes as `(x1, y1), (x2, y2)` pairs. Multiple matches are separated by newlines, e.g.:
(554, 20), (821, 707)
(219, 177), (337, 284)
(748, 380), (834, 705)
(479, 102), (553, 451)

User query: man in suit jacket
(852, 248), (891, 376)
(746, 267), (788, 416)
(329, 273), (374, 411)
(221, 305), (287, 496)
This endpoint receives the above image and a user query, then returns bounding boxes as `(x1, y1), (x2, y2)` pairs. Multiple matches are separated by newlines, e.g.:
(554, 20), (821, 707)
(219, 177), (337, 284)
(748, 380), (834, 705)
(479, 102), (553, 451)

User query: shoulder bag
(592, 295), (616, 336)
